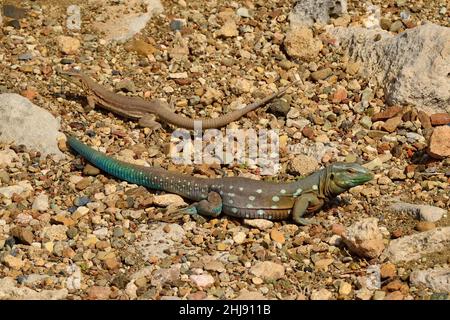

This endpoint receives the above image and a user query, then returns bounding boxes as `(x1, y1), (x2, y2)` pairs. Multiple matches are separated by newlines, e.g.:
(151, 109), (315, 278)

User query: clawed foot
(175, 205), (207, 224)
(138, 115), (162, 130)
(295, 218), (320, 226)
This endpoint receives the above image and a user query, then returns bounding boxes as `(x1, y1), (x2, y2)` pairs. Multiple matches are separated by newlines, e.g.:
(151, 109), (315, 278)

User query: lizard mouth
(334, 171), (374, 190)
(352, 172), (374, 184)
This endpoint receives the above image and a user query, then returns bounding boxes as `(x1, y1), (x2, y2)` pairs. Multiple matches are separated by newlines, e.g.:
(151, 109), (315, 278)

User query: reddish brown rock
(302, 126), (315, 140)
(331, 223), (345, 236)
(405, 164), (416, 176)
(270, 229), (286, 244)
(391, 229), (403, 239)
(11, 227), (34, 245)
(380, 262), (396, 279)
(383, 280), (409, 294)
(62, 247), (76, 259)
(428, 126), (450, 159)
(430, 113), (450, 126)
(331, 88), (347, 103)
(371, 106), (402, 122)
(21, 88), (38, 101)
(415, 221), (436, 232)
(187, 291), (207, 300)
(87, 286), (111, 300)
(104, 257), (120, 270)
(384, 291), (404, 300)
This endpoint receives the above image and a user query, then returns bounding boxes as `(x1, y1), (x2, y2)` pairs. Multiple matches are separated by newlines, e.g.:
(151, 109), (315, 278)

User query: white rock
(190, 273), (215, 289)
(328, 23), (450, 114)
(382, 227), (450, 263)
(310, 288), (333, 300)
(153, 194), (186, 207)
(250, 261), (285, 281)
(93, 0), (164, 43)
(342, 218), (385, 258)
(65, 265), (82, 290)
(244, 219), (274, 230)
(236, 7), (251, 18)
(93, 227), (109, 239)
(32, 193), (49, 211)
(0, 181), (33, 198)
(355, 288), (373, 300)
(289, 0), (347, 26)
(0, 149), (18, 167)
(233, 231), (246, 244)
(104, 184), (116, 196)
(168, 72), (188, 79)
(388, 202), (446, 222)
(73, 206), (89, 219)
(231, 78), (253, 94)
(410, 268), (450, 293)
(0, 94), (64, 158)
(328, 234), (342, 246)
(69, 175), (83, 184)
(125, 281), (138, 299)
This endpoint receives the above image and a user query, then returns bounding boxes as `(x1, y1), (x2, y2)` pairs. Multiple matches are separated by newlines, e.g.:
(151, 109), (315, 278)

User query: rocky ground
(0, 0), (449, 300)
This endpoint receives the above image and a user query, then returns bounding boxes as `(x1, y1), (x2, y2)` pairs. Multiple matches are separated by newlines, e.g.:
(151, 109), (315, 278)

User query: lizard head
(325, 162), (373, 195)
(59, 69), (89, 91)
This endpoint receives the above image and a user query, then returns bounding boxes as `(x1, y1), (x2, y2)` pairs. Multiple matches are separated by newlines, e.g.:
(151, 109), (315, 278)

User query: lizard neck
(321, 165), (346, 198)
(286, 170), (323, 198)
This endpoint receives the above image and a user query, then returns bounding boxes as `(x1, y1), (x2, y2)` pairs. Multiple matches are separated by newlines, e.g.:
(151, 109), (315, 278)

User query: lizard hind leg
(85, 95), (96, 112)
(292, 194), (322, 226)
(177, 191), (223, 223)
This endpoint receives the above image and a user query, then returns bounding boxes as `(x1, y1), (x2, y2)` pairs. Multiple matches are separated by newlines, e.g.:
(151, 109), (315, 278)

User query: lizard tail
(67, 135), (153, 187)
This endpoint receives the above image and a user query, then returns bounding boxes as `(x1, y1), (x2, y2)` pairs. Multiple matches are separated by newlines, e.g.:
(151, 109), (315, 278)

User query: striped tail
(67, 136), (159, 188)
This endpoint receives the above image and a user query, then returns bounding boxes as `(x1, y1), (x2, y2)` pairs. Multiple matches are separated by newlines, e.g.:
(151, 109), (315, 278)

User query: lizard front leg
(85, 95), (96, 112)
(291, 193), (324, 225)
(138, 114), (162, 130)
(180, 191), (223, 223)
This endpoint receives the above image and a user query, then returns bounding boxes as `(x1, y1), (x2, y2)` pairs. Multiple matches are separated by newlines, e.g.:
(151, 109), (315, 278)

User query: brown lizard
(60, 69), (298, 129)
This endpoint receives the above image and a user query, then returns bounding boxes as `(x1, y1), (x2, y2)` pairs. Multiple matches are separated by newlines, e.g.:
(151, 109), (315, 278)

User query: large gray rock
(410, 268), (450, 293)
(328, 23), (450, 114)
(289, 0), (347, 26)
(388, 202), (446, 222)
(135, 222), (185, 260)
(92, 0), (163, 43)
(0, 93), (64, 158)
(383, 227), (450, 263)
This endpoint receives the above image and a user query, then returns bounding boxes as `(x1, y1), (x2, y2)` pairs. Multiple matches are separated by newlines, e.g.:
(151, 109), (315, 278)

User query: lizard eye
(347, 168), (356, 174)
(330, 173), (335, 180)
